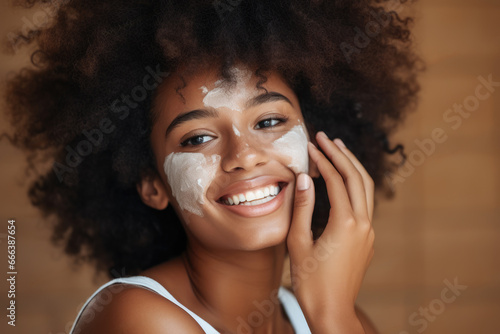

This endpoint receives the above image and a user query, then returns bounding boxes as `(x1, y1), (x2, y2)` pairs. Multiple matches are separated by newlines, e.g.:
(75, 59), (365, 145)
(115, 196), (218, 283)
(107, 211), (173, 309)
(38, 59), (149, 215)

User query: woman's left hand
(286, 131), (375, 333)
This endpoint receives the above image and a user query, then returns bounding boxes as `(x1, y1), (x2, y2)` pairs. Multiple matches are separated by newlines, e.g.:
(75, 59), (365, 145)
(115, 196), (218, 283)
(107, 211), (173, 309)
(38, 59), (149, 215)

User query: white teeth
(232, 195), (239, 205)
(240, 195), (275, 206)
(222, 184), (282, 206)
(245, 191), (256, 202)
(270, 185), (278, 196)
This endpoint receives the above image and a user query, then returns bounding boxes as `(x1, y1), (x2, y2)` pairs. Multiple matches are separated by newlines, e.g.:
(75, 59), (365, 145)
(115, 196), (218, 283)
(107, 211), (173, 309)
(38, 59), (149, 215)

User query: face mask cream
(163, 152), (221, 217)
(232, 124), (241, 137)
(199, 66), (255, 112)
(272, 125), (309, 174)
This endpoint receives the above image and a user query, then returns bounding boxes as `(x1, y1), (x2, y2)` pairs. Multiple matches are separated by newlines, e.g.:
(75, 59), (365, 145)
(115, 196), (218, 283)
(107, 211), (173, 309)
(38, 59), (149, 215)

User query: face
(149, 65), (314, 251)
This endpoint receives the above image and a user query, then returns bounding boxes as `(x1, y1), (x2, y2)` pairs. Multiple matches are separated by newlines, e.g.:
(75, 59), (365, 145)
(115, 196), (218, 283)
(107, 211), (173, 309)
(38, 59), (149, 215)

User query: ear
(136, 172), (169, 210)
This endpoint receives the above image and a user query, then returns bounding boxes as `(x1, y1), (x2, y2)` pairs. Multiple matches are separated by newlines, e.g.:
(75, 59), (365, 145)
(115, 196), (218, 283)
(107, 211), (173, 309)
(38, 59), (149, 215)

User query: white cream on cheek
(272, 125), (309, 174)
(163, 153), (221, 217)
(199, 67), (255, 112)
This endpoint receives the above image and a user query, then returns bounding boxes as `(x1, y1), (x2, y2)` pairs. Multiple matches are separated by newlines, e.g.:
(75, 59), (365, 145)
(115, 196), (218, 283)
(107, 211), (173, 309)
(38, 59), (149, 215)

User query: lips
(216, 182), (288, 218)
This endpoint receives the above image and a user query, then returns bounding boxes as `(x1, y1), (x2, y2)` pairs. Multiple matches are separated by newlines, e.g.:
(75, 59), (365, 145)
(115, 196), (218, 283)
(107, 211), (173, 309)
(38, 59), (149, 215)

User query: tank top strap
(278, 287), (312, 334)
(70, 276), (311, 334)
(69, 276), (219, 334)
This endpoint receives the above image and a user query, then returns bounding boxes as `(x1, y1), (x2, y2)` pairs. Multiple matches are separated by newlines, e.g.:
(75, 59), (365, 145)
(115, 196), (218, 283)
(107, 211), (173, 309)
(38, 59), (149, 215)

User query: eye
(180, 135), (214, 147)
(255, 117), (288, 129)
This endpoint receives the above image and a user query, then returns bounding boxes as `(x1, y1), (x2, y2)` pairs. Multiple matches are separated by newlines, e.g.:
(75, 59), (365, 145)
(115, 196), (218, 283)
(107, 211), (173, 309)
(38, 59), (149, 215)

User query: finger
(307, 141), (354, 223)
(315, 132), (369, 219)
(288, 173), (315, 258)
(333, 139), (375, 220)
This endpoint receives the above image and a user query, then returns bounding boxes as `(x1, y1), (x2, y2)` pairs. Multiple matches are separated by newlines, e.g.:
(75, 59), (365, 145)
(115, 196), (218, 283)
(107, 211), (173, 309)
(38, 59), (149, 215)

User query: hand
(286, 131), (375, 333)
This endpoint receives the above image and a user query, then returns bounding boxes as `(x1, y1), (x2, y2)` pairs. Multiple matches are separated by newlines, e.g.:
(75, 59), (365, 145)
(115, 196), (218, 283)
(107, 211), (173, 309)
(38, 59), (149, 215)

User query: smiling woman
(2, 0), (421, 333)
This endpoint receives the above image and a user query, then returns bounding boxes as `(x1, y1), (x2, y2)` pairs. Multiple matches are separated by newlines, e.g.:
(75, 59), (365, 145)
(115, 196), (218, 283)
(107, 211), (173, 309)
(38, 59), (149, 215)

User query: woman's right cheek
(163, 152), (221, 218)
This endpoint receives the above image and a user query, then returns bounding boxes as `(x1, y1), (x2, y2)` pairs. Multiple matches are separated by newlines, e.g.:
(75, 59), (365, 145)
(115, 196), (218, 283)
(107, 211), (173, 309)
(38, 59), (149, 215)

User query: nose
(220, 131), (269, 172)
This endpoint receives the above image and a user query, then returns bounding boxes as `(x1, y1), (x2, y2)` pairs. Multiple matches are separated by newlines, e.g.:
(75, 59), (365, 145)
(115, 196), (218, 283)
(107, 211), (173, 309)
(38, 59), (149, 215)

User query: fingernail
(334, 138), (346, 148)
(318, 131), (328, 139)
(297, 173), (311, 191)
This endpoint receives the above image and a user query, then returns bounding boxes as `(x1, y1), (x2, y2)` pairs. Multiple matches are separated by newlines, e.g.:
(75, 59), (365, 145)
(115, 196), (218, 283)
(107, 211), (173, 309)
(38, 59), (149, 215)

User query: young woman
(4, 0), (420, 333)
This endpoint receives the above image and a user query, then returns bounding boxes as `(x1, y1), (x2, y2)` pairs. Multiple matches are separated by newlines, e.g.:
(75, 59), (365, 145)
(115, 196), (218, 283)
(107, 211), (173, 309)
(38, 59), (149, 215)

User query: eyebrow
(245, 91), (293, 109)
(165, 109), (219, 137)
(164, 91), (293, 137)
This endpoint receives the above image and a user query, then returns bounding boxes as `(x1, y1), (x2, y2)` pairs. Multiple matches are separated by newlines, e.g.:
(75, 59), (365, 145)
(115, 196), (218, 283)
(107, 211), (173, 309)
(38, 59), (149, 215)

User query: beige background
(1, 1), (499, 333)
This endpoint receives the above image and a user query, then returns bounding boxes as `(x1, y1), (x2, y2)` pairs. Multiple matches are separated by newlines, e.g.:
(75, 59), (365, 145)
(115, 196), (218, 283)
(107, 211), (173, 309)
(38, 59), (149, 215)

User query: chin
(231, 217), (291, 251)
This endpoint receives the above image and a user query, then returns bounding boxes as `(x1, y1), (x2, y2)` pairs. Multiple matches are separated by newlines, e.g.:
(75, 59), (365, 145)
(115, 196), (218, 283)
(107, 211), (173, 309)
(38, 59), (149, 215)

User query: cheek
(270, 125), (309, 174)
(163, 152), (221, 217)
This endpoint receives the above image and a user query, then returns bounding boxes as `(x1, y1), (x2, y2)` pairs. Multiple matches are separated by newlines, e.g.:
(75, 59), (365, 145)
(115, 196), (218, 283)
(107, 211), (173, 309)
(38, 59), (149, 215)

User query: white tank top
(69, 275), (311, 334)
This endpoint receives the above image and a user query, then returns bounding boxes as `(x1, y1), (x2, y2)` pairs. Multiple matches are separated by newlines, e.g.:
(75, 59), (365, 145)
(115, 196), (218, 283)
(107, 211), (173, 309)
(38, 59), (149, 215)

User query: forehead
(152, 66), (299, 120)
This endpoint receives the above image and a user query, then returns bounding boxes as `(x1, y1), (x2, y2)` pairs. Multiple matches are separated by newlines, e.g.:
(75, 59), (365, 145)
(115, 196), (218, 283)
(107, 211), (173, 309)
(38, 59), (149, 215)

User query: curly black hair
(3, 0), (421, 278)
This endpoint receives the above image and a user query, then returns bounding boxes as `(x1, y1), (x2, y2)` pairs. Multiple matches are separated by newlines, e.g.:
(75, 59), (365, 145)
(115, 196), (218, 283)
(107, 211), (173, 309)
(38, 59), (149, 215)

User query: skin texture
(76, 66), (378, 333)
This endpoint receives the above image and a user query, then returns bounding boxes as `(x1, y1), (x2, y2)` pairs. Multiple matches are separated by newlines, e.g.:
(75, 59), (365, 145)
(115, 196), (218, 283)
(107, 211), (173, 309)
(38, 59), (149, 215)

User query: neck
(182, 241), (290, 333)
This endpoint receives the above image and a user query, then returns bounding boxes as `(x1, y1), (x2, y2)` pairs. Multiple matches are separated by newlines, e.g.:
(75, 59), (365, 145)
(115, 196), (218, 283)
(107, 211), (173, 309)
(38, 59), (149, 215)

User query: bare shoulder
(355, 305), (379, 334)
(74, 284), (205, 334)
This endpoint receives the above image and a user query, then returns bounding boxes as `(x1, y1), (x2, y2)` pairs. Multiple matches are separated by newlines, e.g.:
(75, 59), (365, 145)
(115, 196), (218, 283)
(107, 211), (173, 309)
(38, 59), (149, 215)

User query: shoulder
(355, 305), (379, 334)
(74, 284), (205, 334)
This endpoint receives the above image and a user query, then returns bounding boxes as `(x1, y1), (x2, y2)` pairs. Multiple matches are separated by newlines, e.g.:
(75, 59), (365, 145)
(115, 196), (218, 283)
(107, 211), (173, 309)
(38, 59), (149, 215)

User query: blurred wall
(0, 1), (499, 333)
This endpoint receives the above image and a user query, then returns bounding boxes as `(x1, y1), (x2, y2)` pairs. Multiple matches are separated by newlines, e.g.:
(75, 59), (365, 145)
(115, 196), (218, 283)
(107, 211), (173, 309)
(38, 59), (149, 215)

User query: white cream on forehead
(163, 152), (220, 217)
(272, 125), (309, 174)
(199, 67), (255, 112)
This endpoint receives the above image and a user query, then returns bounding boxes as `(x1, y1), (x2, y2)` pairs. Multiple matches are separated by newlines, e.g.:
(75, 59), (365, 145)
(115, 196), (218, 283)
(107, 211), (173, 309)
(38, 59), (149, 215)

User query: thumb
(287, 173), (316, 255)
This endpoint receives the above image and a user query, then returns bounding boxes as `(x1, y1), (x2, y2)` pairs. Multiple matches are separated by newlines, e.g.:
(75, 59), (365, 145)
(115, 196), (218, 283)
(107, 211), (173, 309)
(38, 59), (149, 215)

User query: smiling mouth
(218, 182), (287, 206)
